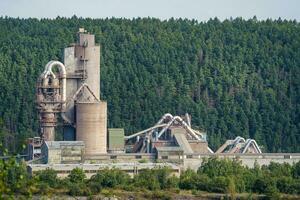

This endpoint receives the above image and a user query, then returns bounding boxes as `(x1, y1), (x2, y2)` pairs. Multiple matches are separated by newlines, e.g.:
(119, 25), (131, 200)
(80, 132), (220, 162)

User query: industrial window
(161, 156), (168, 159)
(110, 155), (117, 159)
(186, 155), (193, 159)
(135, 155), (142, 159)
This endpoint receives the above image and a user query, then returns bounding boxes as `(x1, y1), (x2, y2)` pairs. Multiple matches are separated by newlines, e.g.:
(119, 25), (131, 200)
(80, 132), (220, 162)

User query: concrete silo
(76, 101), (107, 154)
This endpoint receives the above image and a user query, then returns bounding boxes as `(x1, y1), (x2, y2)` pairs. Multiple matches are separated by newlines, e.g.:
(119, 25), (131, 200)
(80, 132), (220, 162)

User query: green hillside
(0, 17), (299, 153)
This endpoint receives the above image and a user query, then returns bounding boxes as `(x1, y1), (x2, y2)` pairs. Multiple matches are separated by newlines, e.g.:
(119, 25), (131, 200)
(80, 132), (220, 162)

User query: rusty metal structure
(36, 28), (107, 154)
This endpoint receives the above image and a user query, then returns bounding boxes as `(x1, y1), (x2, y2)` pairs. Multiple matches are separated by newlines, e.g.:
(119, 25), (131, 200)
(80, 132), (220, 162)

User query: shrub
(179, 168), (198, 190)
(199, 158), (245, 178)
(134, 169), (160, 190)
(68, 182), (90, 196)
(88, 181), (102, 194)
(292, 161), (300, 179)
(68, 167), (86, 183)
(155, 167), (172, 189)
(166, 175), (179, 189)
(264, 185), (280, 200)
(195, 174), (210, 191)
(36, 182), (52, 195)
(265, 162), (292, 177)
(209, 176), (230, 193)
(276, 176), (294, 194)
(35, 168), (58, 188)
(151, 191), (172, 200)
(1, 159), (31, 195)
(252, 176), (276, 194)
(89, 168), (130, 189)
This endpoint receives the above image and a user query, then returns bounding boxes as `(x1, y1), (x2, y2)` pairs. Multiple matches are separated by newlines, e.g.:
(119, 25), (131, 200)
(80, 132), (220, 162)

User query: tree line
(1, 157), (300, 199)
(0, 16), (299, 153)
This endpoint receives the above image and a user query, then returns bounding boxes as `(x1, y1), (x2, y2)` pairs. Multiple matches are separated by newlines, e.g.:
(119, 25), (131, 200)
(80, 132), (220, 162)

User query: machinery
(36, 28), (107, 154)
(216, 136), (262, 154)
(125, 113), (214, 154)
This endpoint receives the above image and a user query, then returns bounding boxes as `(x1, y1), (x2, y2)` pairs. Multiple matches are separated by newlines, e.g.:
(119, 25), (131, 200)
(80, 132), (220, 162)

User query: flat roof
(44, 141), (85, 149)
(156, 146), (183, 152)
(28, 162), (181, 171)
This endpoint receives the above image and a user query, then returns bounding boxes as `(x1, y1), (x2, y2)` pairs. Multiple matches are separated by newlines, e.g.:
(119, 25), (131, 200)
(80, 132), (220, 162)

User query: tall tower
(63, 28), (101, 126)
(37, 28), (107, 154)
(63, 28), (107, 154)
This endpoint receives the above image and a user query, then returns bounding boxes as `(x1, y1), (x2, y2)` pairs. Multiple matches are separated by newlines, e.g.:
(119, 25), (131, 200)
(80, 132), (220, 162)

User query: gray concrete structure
(28, 162), (181, 178)
(183, 153), (300, 170)
(76, 102), (107, 154)
(63, 29), (101, 125)
(41, 141), (85, 164)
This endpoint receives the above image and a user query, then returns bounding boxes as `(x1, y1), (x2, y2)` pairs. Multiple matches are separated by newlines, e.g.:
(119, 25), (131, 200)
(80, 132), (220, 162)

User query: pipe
(43, 61), (67, 109)
(157, 116), (202, 140)
(207, 147), (214, 154)
(242, 139), (262, 154)
(148, 113), (174, 135)
(124, 123), (167, 140)
(156, 113), (174, 125)
(233, 136), (245, 145)
(185, 113), (191, 127)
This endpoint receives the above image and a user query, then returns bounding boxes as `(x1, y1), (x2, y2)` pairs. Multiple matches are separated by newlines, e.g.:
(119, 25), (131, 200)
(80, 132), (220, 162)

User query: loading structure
(125, 113), (214, 154)
(216, 136), (262, 154)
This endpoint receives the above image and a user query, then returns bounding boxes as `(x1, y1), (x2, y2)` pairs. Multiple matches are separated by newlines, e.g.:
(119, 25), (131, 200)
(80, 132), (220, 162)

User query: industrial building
(28, 28), (300, 177)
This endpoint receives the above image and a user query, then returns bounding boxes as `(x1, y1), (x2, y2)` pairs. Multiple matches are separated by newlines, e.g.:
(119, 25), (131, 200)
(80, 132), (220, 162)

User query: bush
(166, 175), (179, 189)
(88, 181), (102, 194)
(179, 168), (198, 190)
(155, 167), (172, 189)
(68, 182), (90, 196)
(68, 167), (86, 183)
(35, 168), (58, 188)
(151, 191), (172, 200)
(276, 176), (294, 194)
(195, 174), (210, 191)
(263, 162), (293, 178)
(134, 169), (160, 190)
(36, 182), (52, 195)
(289, 179), (300, 194)
(199, 158), (245, 178)
(292, 161), (300, 179)
(252, 176), (277, 194)
(0, 159), (31, 195)
(89, 168), (130, 189)
(264, 185), (280, 200)
(209, 176), (230, 193)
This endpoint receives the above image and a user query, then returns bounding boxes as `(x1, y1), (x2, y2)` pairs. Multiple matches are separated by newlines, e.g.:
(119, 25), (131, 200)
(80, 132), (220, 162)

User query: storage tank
(76, 102), (107, 154)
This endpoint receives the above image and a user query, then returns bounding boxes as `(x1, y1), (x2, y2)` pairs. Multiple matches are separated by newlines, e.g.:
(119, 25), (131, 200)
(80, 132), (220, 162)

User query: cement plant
(27, 28), (300, 177)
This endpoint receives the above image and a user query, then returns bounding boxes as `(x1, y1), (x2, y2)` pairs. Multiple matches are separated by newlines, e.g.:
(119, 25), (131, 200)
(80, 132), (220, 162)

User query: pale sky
(0, 0), (299, 21)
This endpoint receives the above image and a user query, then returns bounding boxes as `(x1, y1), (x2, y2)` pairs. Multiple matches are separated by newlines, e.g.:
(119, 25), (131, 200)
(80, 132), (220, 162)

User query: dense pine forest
(0, 16), (299, 153)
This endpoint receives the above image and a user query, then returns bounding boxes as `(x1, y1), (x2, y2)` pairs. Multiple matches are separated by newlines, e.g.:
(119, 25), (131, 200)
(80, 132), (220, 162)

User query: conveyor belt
(173, 133), (193, 154)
